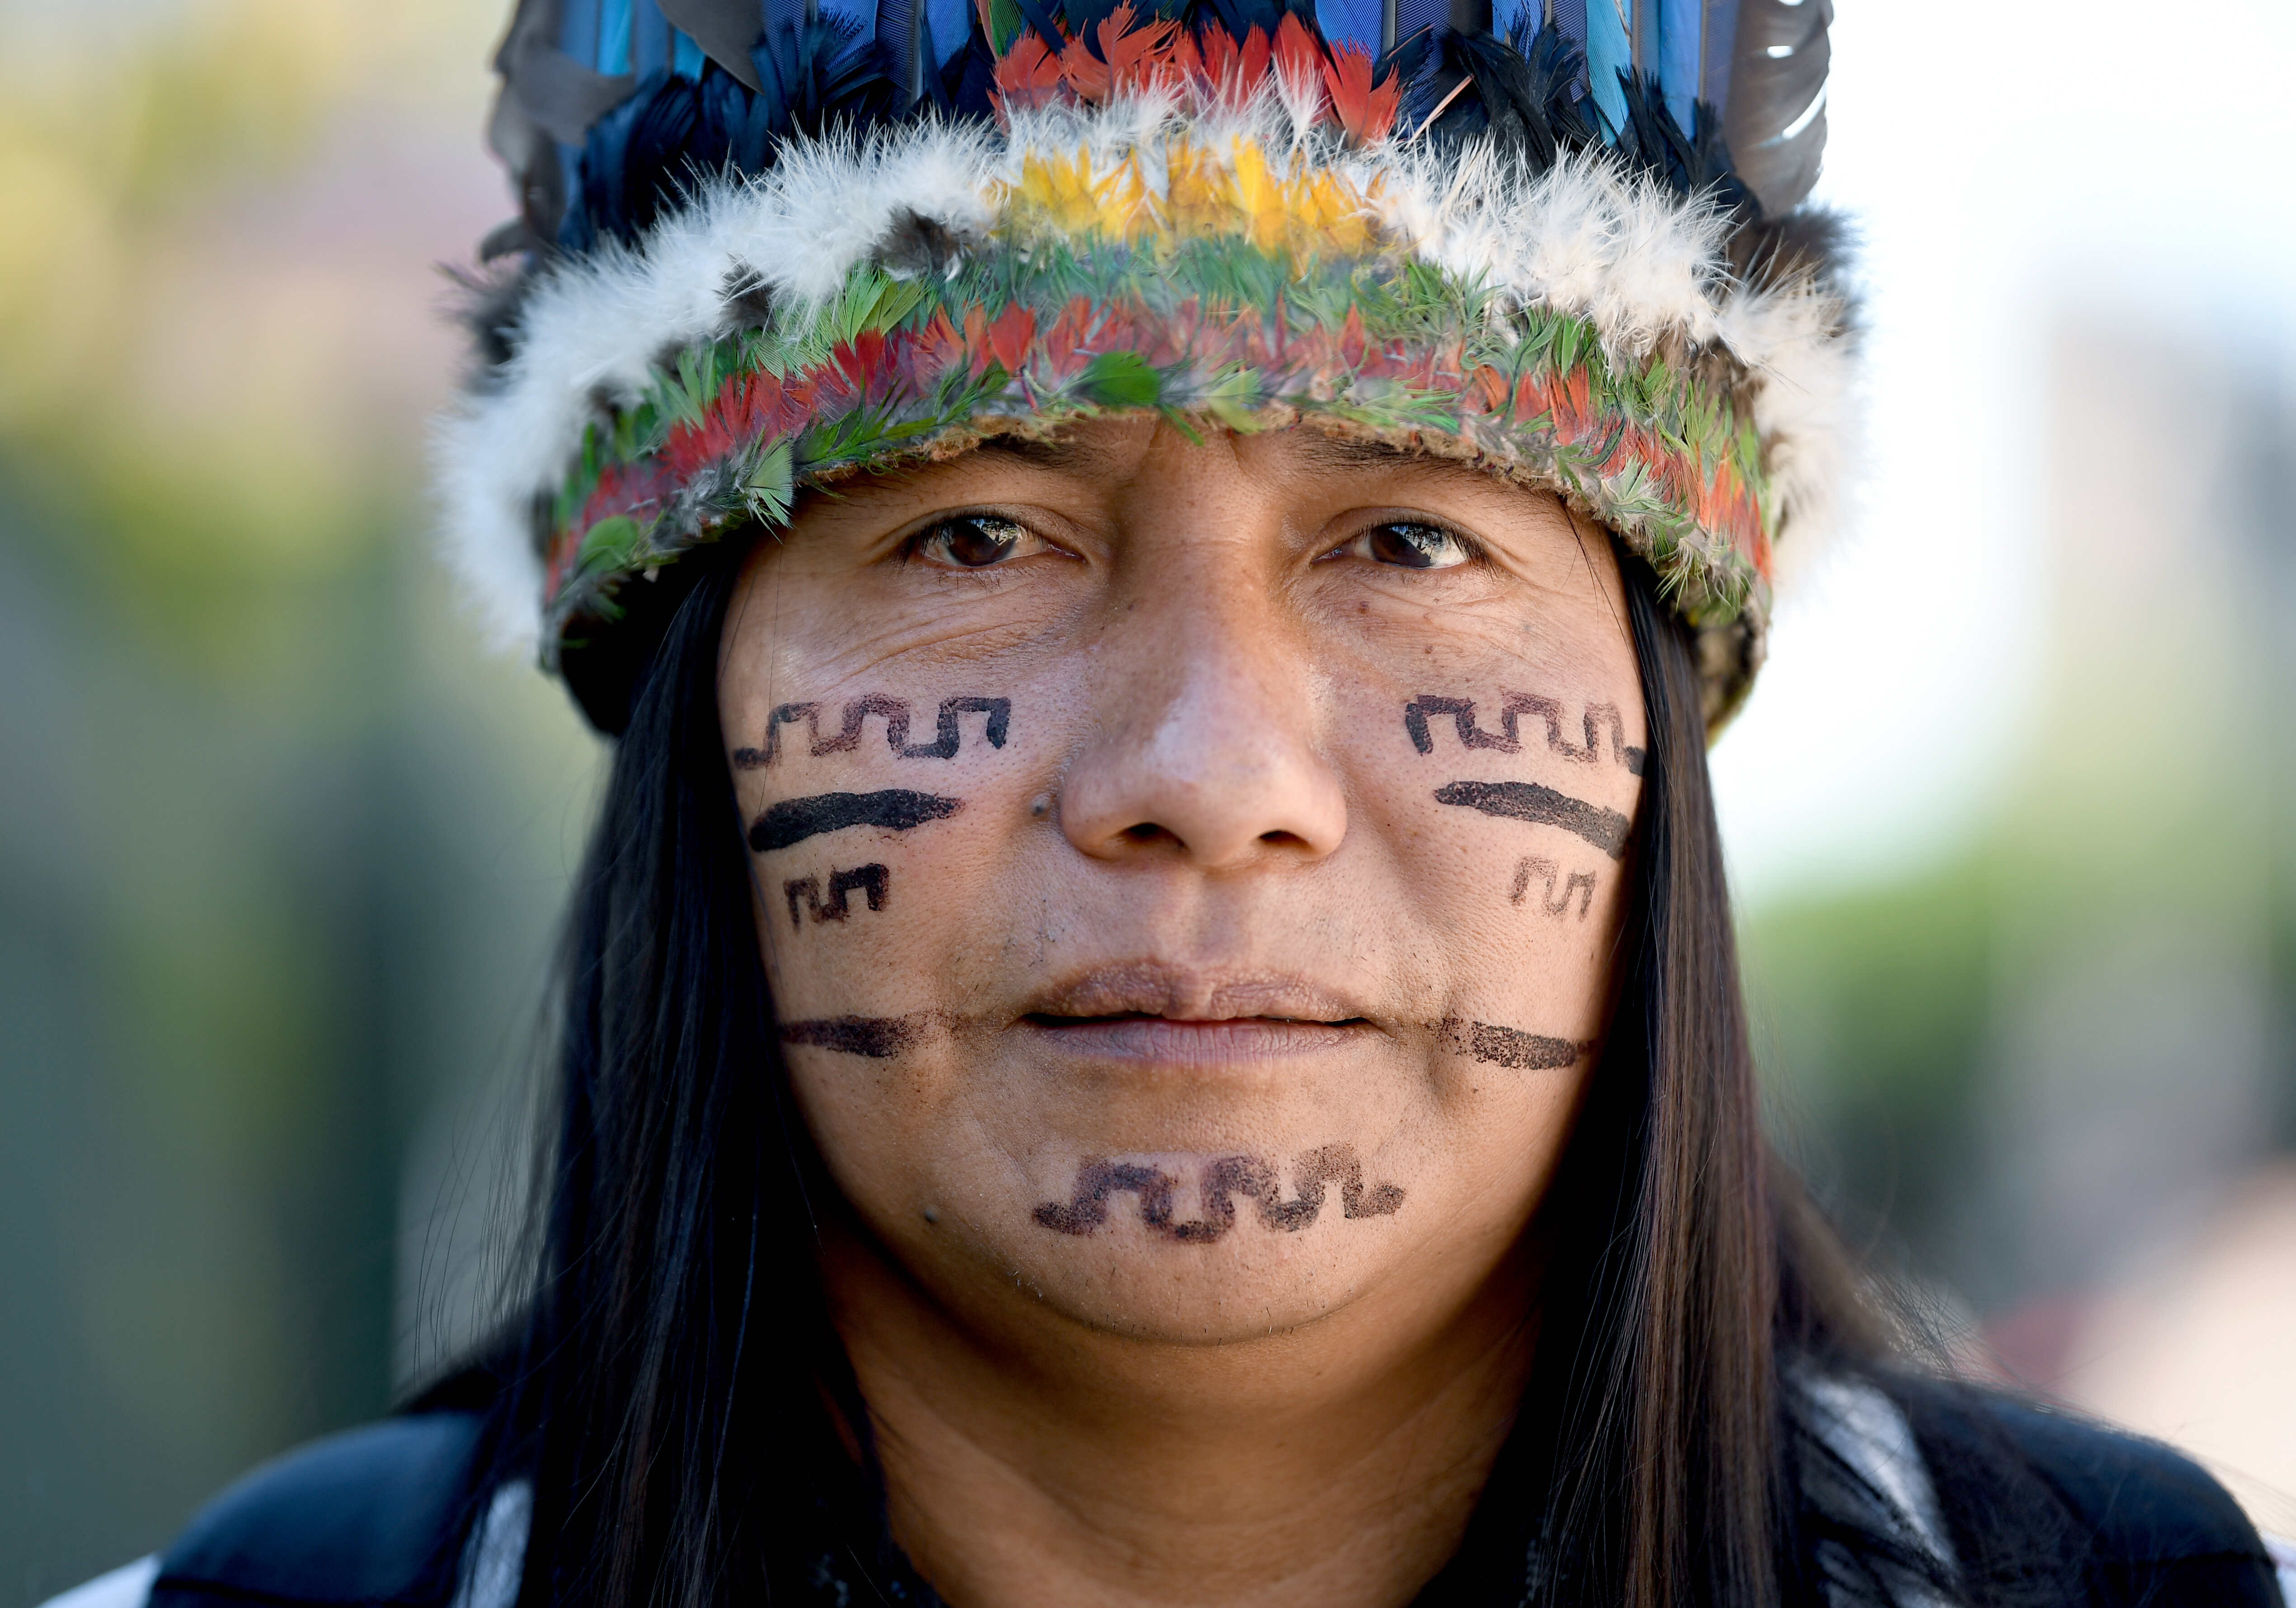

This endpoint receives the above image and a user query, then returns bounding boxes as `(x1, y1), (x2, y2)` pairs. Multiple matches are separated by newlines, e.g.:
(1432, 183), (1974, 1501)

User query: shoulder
(147, 1411), (487, 1608)
(1913, 1385), (2285, 1606)
(1971, 1396), (2262, 1561)
(37, 1559), (162, 1608)
(37, 1413), (494, 1608)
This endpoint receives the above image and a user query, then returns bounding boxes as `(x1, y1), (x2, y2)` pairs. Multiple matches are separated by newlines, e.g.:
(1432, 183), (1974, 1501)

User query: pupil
(1371, 523), (1446, 568)
(943, 517), (1019, 566)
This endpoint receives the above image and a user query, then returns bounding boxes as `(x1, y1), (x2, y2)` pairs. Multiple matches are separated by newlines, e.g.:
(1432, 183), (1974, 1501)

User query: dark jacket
(130, 1388), (2287, 1608)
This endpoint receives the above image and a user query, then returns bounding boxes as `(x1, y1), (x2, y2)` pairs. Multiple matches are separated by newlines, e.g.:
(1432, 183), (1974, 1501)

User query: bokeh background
(3, 0), (2293, 1596)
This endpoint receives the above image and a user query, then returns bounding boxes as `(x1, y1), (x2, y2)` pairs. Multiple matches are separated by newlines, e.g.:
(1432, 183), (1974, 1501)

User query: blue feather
(1583, 0), (1629, 136)
(927, 0), (969, 67)
(823, 0), (880, 47)
(1653, 0), (1698, 132)
(632, 0), (675, 73)
(1488, 0), (1538, 49)
(1391, 0), (1445, 53)
(1313, 0), (1382, 57)
(517, 0), (1783, 261)
(598, 0), (635, 72)
(1697, 0), (1735, 114)
(562, 0), (603, 69)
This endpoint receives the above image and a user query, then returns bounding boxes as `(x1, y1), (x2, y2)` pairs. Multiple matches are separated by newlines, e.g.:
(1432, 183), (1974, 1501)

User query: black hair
(475, 530), (2071, 1608)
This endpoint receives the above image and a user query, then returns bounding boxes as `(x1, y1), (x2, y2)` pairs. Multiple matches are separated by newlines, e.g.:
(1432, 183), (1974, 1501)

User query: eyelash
(1326, 519), (1484, 572)
(907, 513), (1058, 571)
(903, 513), (1484, 573)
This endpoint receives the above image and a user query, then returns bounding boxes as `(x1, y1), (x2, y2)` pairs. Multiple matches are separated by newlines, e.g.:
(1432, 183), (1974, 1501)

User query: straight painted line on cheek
(747, 790), (963, 854)
(1432, 780), (1630, 860)
(779, 1015), (922, 1058)
(1437, 1018), (1594, 1071)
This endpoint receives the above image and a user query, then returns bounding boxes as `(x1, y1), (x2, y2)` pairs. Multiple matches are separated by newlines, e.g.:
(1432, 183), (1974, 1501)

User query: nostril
(1120, 823), (1166, 844)
(1259, 830), (1305, 846)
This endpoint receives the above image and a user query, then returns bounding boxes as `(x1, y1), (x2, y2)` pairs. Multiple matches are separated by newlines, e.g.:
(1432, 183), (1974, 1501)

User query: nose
(1058, 575), (1349, 871)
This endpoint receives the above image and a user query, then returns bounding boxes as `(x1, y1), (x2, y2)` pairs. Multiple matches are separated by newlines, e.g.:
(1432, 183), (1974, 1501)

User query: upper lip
(1019, 961), (1371, 1025)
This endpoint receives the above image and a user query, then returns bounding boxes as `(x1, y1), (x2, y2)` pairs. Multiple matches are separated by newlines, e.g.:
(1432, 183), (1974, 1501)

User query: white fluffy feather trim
(435, 96), (1855, 656)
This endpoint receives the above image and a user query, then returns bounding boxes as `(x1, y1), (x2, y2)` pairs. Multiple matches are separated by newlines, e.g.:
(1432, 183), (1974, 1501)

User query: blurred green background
(3, 0), (2294, 1599)
(0, 3), (598, 1592)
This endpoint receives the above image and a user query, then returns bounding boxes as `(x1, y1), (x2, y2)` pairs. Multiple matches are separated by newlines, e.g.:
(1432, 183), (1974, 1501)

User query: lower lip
(1024, 1017), (1367, 1063)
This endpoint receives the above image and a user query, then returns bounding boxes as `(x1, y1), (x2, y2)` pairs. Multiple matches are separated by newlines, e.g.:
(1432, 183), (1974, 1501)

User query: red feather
(993, 31), (1064, 112)
(1096, 5), (1181, 97)
(1321, 41), (1399, 146)
(1270, 14), (1327, 121)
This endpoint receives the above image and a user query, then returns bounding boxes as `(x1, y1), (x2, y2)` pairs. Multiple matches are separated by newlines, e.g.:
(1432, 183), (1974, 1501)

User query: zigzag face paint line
(784, 863), (890, 928)
(779, 1014), (922, 1058)
(1433, 779), (1631, 859)
(1436, 1018), (1593, 1071)
(1033, 1145), (1404, 1242)
(734, 694), (1012, 768)
(1509, 856), (1597, 918)
(747, 790), (962, 853)
(1404, 693), (1645, 774)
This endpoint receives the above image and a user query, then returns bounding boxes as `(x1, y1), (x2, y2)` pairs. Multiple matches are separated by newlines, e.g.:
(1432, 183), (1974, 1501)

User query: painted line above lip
(747, 789), (962, 854)
(1432, 779), (1630, 859)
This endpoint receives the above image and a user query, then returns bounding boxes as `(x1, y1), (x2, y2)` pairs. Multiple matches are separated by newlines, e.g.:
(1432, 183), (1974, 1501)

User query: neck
(820, 1219), (1540, 1608)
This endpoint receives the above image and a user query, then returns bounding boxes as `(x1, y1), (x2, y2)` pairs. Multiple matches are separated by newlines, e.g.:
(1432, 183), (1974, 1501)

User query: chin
(884, 1130), (1429, 1344)
(978, 1211), (1417, 1345)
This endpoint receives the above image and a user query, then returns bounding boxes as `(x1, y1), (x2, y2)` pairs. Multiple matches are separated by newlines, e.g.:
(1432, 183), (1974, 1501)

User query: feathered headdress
(440, 0), (1849, 731)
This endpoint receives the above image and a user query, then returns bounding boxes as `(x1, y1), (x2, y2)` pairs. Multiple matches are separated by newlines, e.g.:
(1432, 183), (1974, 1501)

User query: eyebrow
(1284, 433), (1507, 489)
(971, 432), (1132, 477)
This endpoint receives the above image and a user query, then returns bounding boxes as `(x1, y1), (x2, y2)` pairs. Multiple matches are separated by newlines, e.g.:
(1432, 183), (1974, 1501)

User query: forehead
(946, 418), (1550, 498)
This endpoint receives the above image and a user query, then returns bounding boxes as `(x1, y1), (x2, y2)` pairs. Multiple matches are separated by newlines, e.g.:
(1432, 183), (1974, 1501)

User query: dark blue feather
(515, 0), (1789, 263)
(1652, 0), (1699, 132)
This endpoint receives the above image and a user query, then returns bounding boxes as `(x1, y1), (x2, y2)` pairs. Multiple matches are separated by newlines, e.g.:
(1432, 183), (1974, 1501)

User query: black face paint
(1436, 1017), (1593, 1071)
(1281, 1144), (1407, 1224)
(1509, 855), (1596, 918)
(779, 1014), (921, 1058)
(898, 696), (1011, 759)
(1032, 1160), (1180, 1235)
(1034, 1145), (1404, 1240)
(1404, 693), (1644, 773)
(808, 693), (911, 757)
(734, 695), (1012, 768)
(1434, 779), (1630, 859)
(784, 863), (890, 928)
(748, 790), (962, 853)
(734, 701), (819, 770)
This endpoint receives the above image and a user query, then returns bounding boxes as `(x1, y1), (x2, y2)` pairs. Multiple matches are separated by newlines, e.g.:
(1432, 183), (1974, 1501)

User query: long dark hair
(477, 532), (1957, 1608)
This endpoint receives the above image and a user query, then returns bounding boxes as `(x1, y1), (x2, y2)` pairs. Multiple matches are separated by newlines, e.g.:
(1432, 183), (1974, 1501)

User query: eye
(1338, 520), (1477, 571)
(913, 513), (1050, 569)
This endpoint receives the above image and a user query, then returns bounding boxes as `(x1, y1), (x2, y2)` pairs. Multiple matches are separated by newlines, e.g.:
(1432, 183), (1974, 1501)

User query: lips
(1018, 961), (1375, 1062)
(1021, 960), (1369, 1024)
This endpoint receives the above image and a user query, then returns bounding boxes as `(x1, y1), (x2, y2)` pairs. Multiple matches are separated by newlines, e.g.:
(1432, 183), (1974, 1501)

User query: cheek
(729, 684), (1042, 1022)
(1325, 638), (1644, 1051)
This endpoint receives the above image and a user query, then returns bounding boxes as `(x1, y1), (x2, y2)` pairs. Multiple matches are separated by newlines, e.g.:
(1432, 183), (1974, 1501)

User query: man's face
(720, 418), (1644, 1346)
